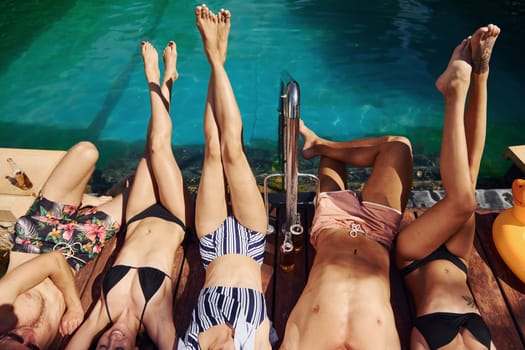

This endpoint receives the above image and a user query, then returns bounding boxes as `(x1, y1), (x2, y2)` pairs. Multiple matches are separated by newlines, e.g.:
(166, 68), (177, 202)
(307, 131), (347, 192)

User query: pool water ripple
(0, 0), (523, 181)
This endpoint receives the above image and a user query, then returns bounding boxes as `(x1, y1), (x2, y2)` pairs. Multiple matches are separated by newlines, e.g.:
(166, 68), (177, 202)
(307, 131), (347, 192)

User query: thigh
(95, 194), (124, 228)
(445, 213), (476, 261)
(361, 141), (412, 212)
(195, 153), (228, 237)
(196, 97), (228, 237)
(150, 146), (192, 226)
(41, 142), (99, 205)
(223, 152), (267, 234)
(318, 156), (347, 193)
(125, 158), (157, 222)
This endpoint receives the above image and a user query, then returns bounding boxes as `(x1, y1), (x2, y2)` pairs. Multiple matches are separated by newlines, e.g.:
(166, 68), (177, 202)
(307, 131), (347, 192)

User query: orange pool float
(492, 178), (525, 283)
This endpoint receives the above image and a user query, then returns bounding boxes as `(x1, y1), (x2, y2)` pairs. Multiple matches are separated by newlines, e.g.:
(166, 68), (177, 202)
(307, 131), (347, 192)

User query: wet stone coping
(89, 145), (514, 210)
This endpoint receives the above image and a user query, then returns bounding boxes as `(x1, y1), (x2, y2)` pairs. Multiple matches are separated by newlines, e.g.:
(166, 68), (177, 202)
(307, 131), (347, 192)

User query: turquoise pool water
(1, 0), (524, 181)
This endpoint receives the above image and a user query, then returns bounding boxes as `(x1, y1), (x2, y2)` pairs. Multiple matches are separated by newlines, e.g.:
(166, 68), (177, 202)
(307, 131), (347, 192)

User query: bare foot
(217, 8), (231, 64)
(162, 41), (179, 84)
(142, 41), (160, 84)
(195, 4), (221, 64)
(470, 24), (500, 74)
(300, 120), (320, 160)
(435, 38), (472, 96)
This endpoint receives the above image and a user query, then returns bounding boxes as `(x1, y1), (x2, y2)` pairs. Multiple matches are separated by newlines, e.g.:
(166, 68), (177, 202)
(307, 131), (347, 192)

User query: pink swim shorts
(310, 190), (402, 250)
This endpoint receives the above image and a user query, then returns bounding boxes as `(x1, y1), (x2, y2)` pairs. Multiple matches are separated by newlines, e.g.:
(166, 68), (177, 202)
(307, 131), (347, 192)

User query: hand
(59, 307), (84, 336)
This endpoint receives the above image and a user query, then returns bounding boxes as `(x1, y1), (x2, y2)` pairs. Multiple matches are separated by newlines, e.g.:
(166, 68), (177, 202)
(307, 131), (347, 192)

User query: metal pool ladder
(264, 71), (319, 259)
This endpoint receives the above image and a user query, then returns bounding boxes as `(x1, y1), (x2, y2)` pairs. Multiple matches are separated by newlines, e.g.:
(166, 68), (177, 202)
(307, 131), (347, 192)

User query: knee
(72, 141), (99, 165)
(221, 140), (243, 165)
(449, 190), (478, 217)
(380, 136), (413, 164)
(204, 134), (222, 161)
(149, 129), (172, 155)
(386, 136), (412, 155)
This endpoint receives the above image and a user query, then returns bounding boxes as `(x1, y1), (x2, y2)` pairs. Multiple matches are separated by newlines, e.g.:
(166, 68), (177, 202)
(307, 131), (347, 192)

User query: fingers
(59, 310), (84, 335)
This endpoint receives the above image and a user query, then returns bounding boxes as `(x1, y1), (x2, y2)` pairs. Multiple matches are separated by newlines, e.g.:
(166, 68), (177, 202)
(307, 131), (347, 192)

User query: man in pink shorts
(280, 121), (413, 350)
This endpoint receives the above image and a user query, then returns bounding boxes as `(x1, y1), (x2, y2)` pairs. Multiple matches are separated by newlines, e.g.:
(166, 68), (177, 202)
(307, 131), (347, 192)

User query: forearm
(48, 251), (82, 312)
(65, 301), (104, 348)
(65, 323), (97, 349)
(0, 251), (79, 305)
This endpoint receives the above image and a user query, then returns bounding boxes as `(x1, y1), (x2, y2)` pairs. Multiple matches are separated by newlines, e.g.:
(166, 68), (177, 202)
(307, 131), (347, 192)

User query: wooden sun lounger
(504, 145), (525, 176)
(54, 230), (275, 349)
(56, 204), (524, 349)
(2, 147), (522, 348)
(263, 205), (525, 350)
(0, 147), (66, 221)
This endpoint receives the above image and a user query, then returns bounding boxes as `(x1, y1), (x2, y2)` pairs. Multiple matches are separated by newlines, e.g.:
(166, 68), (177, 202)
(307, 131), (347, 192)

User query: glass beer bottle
(279, 232), (295, 272)
(6, 157), (33, 190)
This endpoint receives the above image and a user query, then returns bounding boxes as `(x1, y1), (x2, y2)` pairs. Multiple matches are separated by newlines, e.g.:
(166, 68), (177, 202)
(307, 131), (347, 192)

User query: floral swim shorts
(13, 195), (120, 271)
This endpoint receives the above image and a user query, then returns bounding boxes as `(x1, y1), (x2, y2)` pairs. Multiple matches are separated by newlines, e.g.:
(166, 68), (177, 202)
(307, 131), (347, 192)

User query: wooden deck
(57, 203), (525, 349)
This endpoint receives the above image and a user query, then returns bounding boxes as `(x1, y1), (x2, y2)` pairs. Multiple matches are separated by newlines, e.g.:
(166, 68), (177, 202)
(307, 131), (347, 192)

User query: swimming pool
(1, 0), (523, 182)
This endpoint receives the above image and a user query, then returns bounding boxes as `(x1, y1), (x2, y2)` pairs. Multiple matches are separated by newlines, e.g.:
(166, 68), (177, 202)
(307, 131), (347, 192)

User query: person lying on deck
(395, 24), (500, 350)
(0, 141), (125, 350)
(177, 5), (271, 350)
(279, 120), (413, 349)
(66, 40), (193, 350)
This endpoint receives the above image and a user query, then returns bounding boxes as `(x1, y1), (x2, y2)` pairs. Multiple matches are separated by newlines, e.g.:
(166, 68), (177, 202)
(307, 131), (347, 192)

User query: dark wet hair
(0, 332), (41, 350)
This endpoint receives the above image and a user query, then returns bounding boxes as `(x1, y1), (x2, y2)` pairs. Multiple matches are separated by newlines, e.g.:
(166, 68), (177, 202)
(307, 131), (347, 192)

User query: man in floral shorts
(0, 141), (125, 349)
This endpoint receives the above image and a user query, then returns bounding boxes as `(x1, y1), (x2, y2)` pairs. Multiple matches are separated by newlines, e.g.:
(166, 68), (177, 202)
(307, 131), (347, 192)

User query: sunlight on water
(0, 0), (524, 179)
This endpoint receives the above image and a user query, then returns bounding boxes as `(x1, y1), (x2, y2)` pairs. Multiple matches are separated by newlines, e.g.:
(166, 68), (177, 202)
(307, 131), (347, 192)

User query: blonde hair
(0, 224), (14, 252)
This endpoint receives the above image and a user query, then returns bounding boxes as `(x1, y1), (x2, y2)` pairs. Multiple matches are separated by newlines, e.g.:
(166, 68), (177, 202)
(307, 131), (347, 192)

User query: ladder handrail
(265, 71), (319, 246)
(280, 75), (300, 231)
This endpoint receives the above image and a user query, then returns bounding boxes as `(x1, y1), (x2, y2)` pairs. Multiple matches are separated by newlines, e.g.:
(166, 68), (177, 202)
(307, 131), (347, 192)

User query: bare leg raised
(397, 37), (477, 260)
(447, 24), (500, 259)
(299, 120), (412, 211)
(195, 6), (228, 236)
(195, 5), (266, 233)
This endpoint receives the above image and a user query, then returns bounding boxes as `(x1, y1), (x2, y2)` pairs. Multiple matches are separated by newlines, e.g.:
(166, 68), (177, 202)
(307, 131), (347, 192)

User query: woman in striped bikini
(178, 5), (271, 350)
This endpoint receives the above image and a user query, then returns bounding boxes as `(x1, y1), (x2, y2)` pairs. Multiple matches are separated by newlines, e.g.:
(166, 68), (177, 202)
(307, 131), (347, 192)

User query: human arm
(146, 312), (176, 350)
(65, 300), (107, 350)
(0, 251), (84, 335)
